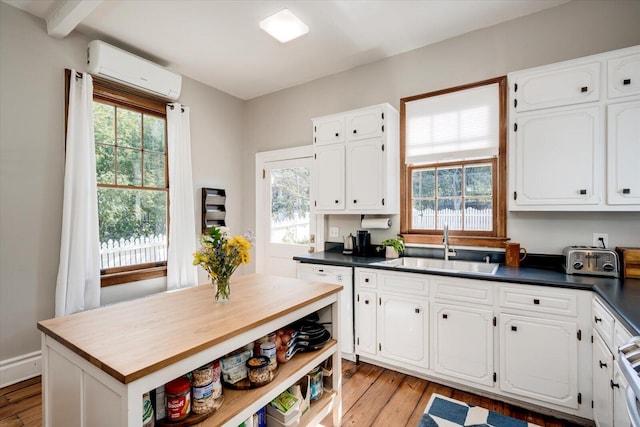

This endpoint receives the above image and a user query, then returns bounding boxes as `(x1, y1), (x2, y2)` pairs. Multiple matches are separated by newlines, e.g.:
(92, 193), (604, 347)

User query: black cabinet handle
(442, 313), (448, 319)
(353, 129), (357, 134)
(610, 380), (620, 389)
(623, 78), (631, 85)
(364, 299), (369, 305)
(579, 189), (587, 195)
(335, 200), (339, 204)
(594, 316), (602, 323)
(623, 188), (631, 194)
(533, 299), (540, 305)
(364, 278), (369, 283)
(511, 325), (518, 332)
(599, 360), (608, 368)
(415, 308), (421, 314)
(335, 132), (339, 137)
(353, 200), (357, 204)
(581, 86), (588, 93)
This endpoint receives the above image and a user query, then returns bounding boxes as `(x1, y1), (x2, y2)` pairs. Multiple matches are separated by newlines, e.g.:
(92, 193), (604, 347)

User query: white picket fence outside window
(100, 234), (167, 269)
(412, 207), (492, 230)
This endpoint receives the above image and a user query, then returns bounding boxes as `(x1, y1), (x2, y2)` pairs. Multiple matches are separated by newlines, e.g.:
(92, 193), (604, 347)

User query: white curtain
(55, 70), (101, 317)
(166, 103), (198, 290)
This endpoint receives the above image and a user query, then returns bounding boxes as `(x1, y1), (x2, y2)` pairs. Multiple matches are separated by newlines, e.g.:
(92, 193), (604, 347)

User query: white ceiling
(3, 0), (569, 100)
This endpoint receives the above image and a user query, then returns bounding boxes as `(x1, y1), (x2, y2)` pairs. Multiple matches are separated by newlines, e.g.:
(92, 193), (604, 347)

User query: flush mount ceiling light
(259, 9), (309, 43)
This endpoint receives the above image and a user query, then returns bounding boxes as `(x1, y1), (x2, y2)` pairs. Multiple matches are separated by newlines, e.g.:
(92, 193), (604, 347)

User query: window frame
(400, 76), (508, 248)
(64, 69), (170, 287)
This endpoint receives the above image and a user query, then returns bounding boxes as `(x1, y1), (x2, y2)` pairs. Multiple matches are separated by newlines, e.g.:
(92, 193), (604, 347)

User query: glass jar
(246, 355), (271, 387)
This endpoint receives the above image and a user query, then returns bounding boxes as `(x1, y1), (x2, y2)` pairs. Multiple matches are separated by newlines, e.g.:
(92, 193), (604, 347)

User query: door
(355, 290), (377, 356)
(346, 139), (385, 211)
(593, 331), (614, 427)
(499, 313), (578, 408)
(513, 106), (601, 206)
(313, 114), (345, 145)
(313, 144), (345, 211)
(378, 293), (428, 370)
(256, 147), (318, 277)
(607, 101), (640, 205)
(346, 106), (384, 141)
(431, 303), (494, 386)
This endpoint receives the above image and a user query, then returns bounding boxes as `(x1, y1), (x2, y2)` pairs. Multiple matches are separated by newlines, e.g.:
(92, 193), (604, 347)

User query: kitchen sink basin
(371, 257), (499, 275)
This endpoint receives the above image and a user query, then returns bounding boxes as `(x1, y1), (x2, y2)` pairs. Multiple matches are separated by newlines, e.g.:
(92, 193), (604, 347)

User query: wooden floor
(0, 360), (585, 427)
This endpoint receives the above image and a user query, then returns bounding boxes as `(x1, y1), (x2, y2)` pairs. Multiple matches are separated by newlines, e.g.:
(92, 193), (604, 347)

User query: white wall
(243, 0), (640, 259)
(0, 3), (245, 372)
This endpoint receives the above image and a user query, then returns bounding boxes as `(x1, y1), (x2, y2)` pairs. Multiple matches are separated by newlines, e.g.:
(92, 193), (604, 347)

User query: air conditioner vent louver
(87, 40), (182, 100)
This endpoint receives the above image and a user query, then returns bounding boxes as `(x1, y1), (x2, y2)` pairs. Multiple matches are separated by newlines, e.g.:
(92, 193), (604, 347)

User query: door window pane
(270, 167), (310, 244)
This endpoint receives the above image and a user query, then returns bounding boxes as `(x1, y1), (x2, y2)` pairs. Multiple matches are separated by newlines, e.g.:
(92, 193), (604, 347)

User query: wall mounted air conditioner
(87, 40), (182, 100)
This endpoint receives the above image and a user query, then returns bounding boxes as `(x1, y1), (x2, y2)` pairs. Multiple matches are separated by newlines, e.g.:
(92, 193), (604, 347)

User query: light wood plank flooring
(0, 360), (585, 427)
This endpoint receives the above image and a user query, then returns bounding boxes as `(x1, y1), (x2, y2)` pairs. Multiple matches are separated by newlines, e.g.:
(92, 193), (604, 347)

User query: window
(66, 70), (171, 286)
(400, 77), (507, 247)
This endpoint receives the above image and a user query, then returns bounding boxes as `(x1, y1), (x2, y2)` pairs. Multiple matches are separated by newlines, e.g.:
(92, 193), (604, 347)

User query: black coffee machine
(356, 230), (371, 256)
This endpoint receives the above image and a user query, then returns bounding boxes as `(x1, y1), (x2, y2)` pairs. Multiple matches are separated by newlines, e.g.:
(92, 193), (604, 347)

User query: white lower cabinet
(354, 267), (594, 420)
(431, 303), (494, 387)
(499, 313), (579, 409)
(592, 296), (634, 427)
(354, 268), (429, 373)
(379, 293), (428, 368)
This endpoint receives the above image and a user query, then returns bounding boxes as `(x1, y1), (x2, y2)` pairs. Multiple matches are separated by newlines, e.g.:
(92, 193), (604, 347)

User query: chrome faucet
(443, 224), (457, 261)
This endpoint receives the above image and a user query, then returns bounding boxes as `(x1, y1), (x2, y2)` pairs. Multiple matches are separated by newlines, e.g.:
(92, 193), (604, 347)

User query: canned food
(165, 377), (191, 421)
(260, 341), (277, 372)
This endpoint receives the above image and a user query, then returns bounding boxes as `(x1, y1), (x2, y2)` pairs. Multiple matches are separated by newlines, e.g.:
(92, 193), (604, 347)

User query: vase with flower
(193, 225), (253, 302)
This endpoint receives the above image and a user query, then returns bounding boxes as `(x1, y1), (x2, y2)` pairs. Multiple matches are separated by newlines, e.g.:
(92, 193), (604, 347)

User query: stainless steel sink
(371, 257), (499, 275)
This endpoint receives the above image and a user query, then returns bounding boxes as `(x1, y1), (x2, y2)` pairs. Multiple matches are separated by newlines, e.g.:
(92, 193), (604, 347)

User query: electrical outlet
(329, 227), (339, 238)
(593, 233), (609, 248)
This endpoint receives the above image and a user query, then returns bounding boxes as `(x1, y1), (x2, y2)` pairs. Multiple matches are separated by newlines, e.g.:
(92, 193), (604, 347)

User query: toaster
(563, 246), (620, 278)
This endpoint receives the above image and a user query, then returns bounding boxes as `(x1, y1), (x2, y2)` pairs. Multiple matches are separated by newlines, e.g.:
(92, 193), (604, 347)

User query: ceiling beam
(46, 0), (103, 39)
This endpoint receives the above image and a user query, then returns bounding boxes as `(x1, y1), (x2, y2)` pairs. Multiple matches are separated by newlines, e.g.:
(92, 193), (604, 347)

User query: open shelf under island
(37, 274), (343, 426)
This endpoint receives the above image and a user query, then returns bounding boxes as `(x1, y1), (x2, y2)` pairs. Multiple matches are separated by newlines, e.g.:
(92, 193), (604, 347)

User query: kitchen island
(37, 274), (343, 427)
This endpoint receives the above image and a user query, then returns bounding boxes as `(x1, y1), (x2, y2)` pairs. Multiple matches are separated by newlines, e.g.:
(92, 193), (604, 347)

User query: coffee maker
(356, 230), (371, 256)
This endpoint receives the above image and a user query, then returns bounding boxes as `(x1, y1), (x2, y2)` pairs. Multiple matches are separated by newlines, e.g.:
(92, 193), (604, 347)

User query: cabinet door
(378, 293), (428, 370)
(431, 303), (494, 386)
(608, 53), (640, 99)
(346, 139), (385, 210)
(593, 331), (614, 427)
(313, 114), (345, 145)
(613, 363), (632, 427)
(499, 314), (579, 409)
(607, 101), (640, 204)
(347, 106), (384, 141)
(355, 290), (377, 356)
(513, 62), (600, 112)
(313, 144), (345, 211)
(513, 106), (601, 206)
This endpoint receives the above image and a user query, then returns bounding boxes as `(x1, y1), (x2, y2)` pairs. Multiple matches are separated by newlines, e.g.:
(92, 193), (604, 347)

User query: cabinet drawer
(608, 52), (640, 99)
(513, 61), (600, 112)
(356, 270), (377, 289)
(432, 277), (493, 306)
(593, 298), (615, 348)
(614, 321), (632, 353)
(379, 271), (430, 296)
(499, 286), (577, 317)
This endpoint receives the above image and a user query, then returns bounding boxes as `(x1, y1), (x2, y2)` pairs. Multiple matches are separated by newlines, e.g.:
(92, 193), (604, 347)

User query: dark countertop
(294, 251), (640, 335)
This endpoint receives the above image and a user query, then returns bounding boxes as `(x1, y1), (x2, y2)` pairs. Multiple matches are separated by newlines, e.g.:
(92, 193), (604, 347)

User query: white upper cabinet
(608, 52), (640, 99)
(509, 45), (640, 211)
(607, 100), (640, 204)
(312, 103), (399, 214)
(313, 114), (345, 145)
(346, 107), (385, 141)
(514, 62), (600, 112)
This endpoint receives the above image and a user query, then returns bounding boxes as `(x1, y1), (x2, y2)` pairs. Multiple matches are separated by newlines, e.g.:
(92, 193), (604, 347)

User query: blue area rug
(419, 394), (541, 427)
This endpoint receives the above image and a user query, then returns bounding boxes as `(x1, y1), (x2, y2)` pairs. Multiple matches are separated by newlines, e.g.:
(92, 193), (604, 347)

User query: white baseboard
(0, 351), (41, 388)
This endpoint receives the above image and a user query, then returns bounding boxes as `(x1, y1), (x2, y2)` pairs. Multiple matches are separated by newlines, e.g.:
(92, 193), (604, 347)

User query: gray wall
(0, 3), (245, 363)
(243, 0), (640, 258)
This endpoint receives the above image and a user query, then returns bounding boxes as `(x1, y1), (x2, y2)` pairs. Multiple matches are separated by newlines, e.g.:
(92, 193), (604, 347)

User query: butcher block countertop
(37, 274), (342, 385)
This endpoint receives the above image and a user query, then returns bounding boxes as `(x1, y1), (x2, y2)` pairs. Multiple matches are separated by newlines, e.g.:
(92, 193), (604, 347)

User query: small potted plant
(377, 237), (404, 259)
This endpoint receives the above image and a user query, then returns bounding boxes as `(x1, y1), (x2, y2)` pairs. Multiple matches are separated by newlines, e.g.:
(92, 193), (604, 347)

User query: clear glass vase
(214, 276), (230, 303)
